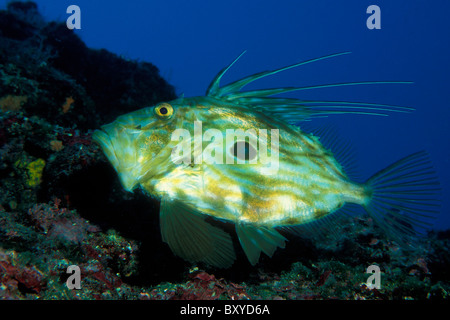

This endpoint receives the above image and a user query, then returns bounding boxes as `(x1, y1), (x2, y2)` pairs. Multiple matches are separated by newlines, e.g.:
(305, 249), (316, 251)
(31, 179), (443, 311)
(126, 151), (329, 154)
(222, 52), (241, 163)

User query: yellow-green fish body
(93, 52), (440, 267)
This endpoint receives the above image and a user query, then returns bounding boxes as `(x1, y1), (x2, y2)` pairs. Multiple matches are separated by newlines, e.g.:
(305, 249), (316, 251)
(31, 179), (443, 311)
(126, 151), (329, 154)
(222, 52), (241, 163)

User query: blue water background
(2, 0), (449, 230)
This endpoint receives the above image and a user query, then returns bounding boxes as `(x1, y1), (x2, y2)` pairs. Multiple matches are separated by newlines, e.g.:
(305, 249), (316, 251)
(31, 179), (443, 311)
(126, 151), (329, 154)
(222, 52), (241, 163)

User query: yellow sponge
(26, 158), (46, 187)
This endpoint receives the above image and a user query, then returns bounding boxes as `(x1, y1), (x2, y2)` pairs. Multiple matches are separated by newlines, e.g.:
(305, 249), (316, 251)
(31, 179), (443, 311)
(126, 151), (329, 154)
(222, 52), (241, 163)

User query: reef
(0, 1), (449, 301)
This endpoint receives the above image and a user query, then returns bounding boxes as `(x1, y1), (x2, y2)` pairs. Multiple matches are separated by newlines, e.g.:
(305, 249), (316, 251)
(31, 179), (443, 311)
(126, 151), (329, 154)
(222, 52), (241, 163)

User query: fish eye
(155, 103), (173, 118)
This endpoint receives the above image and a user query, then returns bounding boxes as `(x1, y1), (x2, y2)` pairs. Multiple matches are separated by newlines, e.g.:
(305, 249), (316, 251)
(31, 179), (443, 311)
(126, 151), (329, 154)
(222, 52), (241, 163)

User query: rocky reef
(0, 1), (449, 301)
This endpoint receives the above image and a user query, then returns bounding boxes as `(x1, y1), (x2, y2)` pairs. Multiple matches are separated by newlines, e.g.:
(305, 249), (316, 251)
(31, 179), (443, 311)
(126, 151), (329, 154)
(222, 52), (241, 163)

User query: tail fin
(364, 151), (441, 245)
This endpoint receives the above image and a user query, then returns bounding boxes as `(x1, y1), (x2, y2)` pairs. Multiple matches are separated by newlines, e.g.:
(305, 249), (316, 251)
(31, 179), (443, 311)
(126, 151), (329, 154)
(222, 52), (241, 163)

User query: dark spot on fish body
(230, 141), (257, 161)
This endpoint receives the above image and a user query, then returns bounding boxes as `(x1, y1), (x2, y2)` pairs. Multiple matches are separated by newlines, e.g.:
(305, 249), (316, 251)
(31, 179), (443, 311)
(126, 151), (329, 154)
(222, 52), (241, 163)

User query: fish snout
(92, 128), (119, 169)
(93, 124), (140, 192)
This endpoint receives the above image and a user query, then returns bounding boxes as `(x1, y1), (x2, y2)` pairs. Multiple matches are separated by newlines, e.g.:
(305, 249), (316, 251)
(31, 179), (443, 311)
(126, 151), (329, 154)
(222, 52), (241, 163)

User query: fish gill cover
(0, 1), (448, 302)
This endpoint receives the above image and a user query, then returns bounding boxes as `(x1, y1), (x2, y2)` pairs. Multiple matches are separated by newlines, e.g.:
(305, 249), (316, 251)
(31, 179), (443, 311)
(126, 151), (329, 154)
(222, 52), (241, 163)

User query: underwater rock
(0, 1), (176, 130)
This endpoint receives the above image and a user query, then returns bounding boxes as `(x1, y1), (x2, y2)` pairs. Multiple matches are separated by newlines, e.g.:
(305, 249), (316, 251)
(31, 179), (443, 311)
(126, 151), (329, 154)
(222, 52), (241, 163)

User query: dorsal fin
(206, 50), (247, 97)
(301, 123), (360, 181)
(206, 52), (413, 122)
(208, 52), (351, 98)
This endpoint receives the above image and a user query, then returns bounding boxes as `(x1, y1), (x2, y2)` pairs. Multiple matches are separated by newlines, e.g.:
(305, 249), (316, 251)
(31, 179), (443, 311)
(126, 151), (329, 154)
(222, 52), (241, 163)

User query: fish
(92, 52), (440, 268)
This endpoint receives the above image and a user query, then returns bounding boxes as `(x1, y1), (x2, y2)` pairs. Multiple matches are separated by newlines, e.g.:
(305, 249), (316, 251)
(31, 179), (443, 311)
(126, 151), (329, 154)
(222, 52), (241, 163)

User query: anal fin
(235, 223), (287, 266)
(160, 198), (236, 268)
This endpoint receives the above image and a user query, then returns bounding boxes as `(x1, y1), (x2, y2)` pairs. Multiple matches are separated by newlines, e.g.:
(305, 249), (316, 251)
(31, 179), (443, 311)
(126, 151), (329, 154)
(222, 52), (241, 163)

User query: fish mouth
(92, 127), (138, 192)
(92, 128), (120, 169)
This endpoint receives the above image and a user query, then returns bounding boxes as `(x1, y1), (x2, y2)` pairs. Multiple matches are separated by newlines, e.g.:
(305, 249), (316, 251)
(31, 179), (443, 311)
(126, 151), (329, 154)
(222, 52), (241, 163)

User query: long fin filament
(207, 52), (414, 122)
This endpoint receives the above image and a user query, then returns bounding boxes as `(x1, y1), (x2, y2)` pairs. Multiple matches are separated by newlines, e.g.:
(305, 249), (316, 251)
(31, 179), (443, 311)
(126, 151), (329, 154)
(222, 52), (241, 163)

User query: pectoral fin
(160, 198), (236, 268)
(235, 223), (287, 266)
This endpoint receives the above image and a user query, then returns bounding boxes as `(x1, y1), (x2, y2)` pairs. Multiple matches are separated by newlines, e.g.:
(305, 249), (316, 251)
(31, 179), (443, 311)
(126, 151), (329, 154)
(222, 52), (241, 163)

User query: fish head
(93, 95), (281, 193)
(93, 99), (187, 192)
